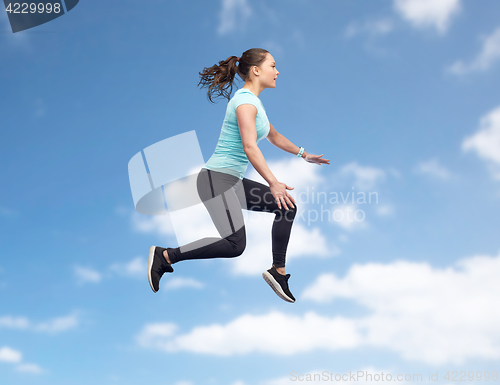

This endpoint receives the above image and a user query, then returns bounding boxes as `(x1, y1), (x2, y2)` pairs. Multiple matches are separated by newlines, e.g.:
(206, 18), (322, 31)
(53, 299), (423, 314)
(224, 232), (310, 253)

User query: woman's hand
(269, 181), (296, 210)
(303, 152), (330, 166)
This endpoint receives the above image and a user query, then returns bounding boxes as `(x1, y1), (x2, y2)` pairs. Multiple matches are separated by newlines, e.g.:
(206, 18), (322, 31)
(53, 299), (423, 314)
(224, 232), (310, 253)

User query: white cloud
(0, 347), (44, 374)
(375, 204), (395, 216)
(0, 313), (79, 334)
(261, 40), (284, 57)
(449, 27), (500, 75)
(338, 162), (386, 190)
(0, 346), (22, 363)
(137, 249), (500, 365)
(217, 0), (252, 36)
(110, 257), (146, 279)
(132, 210), (175, 236)
(462, 105), (500, 179)
(344, 18), (394, 39)
(302, 250), (500, 364)
(35, 313), (79, 334)
(164, 277), (204, 290)
(136, 323), (178, 347)
(0, 316), (30, 329)
(413, 158), (453, 180)
(136, 311), (361, 356)
(16, 363), (44, 374)
(393, 0), (461, 34)
(330, 204), (368, 231)
(74, 265), (101, 284)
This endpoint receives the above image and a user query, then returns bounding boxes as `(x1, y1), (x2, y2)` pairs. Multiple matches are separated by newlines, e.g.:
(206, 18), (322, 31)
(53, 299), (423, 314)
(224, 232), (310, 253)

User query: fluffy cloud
(413, 158), (453, 180)
(109, 257), (146, 279)
(15, 363), (44, 374)
(337, 162), (386, 190)
(376, 204), (395, 216)
(164, 277), (204, 290)
(74, 265), (102, 284)
(449, 27), (500, 75)
(462, 105), (500, 179)
(35, 313), (79, 334)
(0, 346), (22, 363)
(217, 0), (252, 36)
(0, 313), (79, 334)
(344, 19), (394, 39)
(137, 249), (500, 365)
(73, 257), (151, 283)
(393, 0), (461, 34)
(0, 346), (44, 374)
(302, 250), (500, 364)
(132, 210), (175, 236)
(136, 311), (361, 356)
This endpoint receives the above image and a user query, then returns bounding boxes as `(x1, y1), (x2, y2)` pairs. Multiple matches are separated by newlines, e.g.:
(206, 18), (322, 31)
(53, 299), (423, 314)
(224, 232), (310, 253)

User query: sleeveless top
(203, 88), (271, 179)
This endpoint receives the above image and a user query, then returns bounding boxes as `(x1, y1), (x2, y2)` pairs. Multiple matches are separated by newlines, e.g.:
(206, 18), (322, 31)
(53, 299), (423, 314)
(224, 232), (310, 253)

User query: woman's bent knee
(227, 225), (246, 257)
(275, 203), (298, 221)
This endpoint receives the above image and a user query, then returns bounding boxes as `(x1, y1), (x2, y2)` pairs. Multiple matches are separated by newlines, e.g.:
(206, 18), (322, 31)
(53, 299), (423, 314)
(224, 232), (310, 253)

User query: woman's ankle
(274, 265), (286, 275)
(163, 250), (172, 264)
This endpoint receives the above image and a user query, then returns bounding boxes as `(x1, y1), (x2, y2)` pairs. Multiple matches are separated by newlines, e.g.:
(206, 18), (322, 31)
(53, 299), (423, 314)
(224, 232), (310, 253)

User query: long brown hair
(198, 48), (269, 103)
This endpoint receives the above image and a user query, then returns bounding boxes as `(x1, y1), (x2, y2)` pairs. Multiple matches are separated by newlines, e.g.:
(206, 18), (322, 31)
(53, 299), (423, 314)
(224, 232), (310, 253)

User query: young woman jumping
(148, 48), (329, 302)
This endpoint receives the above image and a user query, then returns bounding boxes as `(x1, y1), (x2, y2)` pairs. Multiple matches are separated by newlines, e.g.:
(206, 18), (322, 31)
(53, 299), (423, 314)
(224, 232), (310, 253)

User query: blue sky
(1, 0), (500, 384)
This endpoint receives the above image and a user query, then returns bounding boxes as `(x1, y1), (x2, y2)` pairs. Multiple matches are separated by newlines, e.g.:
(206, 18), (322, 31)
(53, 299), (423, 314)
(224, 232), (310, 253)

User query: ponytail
(198, 48), (269, 103)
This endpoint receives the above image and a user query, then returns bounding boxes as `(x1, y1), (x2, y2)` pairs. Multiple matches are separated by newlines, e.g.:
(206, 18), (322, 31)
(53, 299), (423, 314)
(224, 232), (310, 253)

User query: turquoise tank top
(204, 88), (271, 179)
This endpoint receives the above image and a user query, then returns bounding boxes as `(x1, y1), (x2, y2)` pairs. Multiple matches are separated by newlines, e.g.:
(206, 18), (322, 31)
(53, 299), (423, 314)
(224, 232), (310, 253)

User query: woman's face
(256, 53), (279, 88)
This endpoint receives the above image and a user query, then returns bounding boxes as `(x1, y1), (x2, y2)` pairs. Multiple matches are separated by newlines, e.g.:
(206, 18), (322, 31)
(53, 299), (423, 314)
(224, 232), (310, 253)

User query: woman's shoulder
(230, 88), (261, 108)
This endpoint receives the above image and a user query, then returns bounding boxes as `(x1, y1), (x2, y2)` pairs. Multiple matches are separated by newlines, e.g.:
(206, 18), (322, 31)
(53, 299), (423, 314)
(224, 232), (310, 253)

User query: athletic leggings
(166, 167), (297, 268)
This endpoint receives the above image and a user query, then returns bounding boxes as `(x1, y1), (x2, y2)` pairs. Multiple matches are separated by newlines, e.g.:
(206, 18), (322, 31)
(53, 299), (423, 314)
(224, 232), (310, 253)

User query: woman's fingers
(276, 195), (294, 210)
(277, 196), (287, 210)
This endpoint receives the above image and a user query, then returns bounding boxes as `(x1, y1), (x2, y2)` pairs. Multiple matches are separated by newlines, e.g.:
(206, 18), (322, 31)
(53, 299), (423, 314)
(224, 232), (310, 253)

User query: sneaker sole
(262, 271), (295, 303)
(147, 246), (158, 293)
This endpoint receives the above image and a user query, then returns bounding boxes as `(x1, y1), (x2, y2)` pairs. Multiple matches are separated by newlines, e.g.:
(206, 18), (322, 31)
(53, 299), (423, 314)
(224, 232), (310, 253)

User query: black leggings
(166, 167), (297, 268)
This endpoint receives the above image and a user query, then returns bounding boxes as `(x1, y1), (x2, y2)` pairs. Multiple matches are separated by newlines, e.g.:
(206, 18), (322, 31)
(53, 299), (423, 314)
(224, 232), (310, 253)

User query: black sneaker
(262, 265), (296, 303)
(148, 246), (174, 293)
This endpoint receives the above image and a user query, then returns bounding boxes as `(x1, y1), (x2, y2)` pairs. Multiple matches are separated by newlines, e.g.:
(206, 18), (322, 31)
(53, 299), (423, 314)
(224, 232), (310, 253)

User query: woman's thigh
(240, 177), (280, 212)
(197, 168), (245, 237)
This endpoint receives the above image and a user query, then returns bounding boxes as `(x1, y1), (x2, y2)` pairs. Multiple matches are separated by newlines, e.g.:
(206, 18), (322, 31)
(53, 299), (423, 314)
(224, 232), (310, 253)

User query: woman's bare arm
(237, 104), (278, 185)
(267, 123), (307, 157)
(267, 123), (330, 165)
(236, 104), (295, 209)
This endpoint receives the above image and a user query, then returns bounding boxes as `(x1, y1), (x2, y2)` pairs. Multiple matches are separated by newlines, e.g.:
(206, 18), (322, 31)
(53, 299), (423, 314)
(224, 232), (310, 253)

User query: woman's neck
(242, 82), (263, 97)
